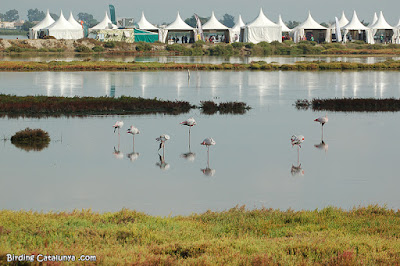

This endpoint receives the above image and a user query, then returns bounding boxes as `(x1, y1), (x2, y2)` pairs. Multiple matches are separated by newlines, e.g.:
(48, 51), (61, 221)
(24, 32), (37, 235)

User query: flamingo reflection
(156, 154), (170, 170)
(113, 146), (124, 160)
(314, 140), (328, 153)
(201, 137), (216, 176)
(127, 125), (140, 162)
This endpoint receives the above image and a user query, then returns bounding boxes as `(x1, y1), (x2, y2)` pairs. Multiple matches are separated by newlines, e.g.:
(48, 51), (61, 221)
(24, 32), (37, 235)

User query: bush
(92, 46), (105, 52)
(244, 43), (255, 49)
(231, 42), (244, 49)
(75, 45), (91, 53)
(135, 42), (152, 51)
(104, 41), (116, 48)
(11, 128), (50, 152)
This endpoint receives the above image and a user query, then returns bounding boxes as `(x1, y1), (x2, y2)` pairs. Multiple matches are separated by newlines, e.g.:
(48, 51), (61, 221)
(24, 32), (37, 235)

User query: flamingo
(291, 135), (304, 166)
(180, 117), (196, 148)
(127, 125), (140, 162)
(113, 121), (124, 135)
(156, 134), (170, 157)
(201, 137), (216, 177)
(314, 115), (328, 138)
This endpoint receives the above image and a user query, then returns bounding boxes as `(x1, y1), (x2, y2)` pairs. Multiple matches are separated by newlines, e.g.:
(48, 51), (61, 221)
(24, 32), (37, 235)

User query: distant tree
(220, 13), (235, 28)
(22, 21), (35, 31)
(27, 9), (45, 22)
(361, 20), (369, 26)
(286, 21), (300, 29)
(0, 13), (4, 22)
(4, 9), (19, 22)
(50, 13), (59, 20)
(184, 15), (209, 28)
(77, 13), (98, 28)
(320, 22), (329, 28)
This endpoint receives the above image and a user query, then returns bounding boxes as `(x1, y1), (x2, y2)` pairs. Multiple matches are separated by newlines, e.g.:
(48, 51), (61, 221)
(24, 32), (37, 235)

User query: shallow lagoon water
(0, 71), (399, 215)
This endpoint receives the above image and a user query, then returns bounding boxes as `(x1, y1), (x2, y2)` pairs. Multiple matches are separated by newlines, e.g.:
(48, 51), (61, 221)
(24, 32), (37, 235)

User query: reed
(0, 205), (399, 264)
(296, 98), (400, 112)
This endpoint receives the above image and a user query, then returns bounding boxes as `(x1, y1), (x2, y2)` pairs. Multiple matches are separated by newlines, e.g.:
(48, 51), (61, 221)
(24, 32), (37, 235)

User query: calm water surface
(0, 71), (399, 215)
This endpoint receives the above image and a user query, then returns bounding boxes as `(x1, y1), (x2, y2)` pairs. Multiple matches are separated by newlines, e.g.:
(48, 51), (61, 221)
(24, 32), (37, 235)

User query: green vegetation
(201, 101), (251, 114)
(0, 95), (192, 117)
(296, 98), (400, 112)
(0, 29), (27, 36)
(0, 95), (249, 117)
(0, 205), (399, 264)
(10, 128), (50, 151)
(2, 60), (400, 72)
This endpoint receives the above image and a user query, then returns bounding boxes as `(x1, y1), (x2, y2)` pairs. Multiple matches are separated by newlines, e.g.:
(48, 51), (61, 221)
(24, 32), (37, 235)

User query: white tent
(342, 11), (373, 43)
(371, 12), (378, 26)
(292, 12), (328, 43)
(393, 19), (400, 44)
(68, 12), (83, 30)
(370, 11), (393, 43)
(330, 11), (349, 30)
(29, 10), (55, 39)
(202, 11), (229, 30)
(202, 11), (230, 42)
(42, 11), (84, 39)
(91, 12), (118, 30)
(161, 12), (195, 43)
(230, 14), (245, 42)
(137, 12), (158, 31)
(277, 15), (291, 32)
(241, 8), (282, 43)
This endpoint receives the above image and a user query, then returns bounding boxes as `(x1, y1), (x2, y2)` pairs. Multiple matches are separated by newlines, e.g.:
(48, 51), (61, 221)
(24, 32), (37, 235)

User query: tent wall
(242, 26), (282, 43)
(134, 29), (158, 43)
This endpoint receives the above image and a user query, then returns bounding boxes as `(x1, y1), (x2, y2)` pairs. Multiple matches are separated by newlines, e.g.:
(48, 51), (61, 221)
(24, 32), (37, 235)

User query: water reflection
(156, 153), (170, 170)
(201, 138), (216, 177)
(314, 140), (329, 152)
(291, 135), (305, 177)
(113, 146), (124, 159)
(11, 141), (49, 152)
(126, 125), (140, 162)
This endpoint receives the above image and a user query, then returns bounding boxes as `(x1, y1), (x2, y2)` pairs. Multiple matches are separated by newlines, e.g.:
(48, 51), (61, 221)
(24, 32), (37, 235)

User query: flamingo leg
(207, 146), (210, 167)
(189, 127), (191, 150)
(133, 135), (135, 153)
(297, 145), (300, 166)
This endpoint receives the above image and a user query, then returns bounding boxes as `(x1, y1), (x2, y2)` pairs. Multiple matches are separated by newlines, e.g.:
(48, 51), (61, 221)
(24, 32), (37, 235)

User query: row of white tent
(30, 9), (400, 44)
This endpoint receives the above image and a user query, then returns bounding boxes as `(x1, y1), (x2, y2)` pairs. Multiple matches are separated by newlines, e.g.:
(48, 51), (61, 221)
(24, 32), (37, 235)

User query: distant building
(118, 18), (135, 28)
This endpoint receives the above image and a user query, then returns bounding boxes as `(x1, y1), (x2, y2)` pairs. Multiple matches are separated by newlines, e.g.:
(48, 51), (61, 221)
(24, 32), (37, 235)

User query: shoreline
(1, 60), (400, 71)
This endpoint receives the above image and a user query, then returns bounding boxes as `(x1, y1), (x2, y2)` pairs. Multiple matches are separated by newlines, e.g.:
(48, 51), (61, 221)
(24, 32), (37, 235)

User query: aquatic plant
(10, 128), (50, 151)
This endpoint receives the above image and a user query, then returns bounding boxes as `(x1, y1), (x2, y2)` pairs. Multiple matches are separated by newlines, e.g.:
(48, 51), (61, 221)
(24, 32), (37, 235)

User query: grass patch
(0, 205), (399, 264)
(296, 98), (400, 112)
(10, 128), (50, 151)
(201, 101), (251, 115)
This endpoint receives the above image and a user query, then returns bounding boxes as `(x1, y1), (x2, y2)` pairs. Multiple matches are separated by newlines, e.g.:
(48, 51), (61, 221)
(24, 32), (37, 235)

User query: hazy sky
(2, 0), (400, 25)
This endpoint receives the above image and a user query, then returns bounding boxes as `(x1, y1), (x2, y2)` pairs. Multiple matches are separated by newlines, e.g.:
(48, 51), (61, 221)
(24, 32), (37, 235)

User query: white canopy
(395, 19), (400, 28)
(370, 11), (393, 29)
(166, 12), (193, 30)
(30, 9), (55, 39)
(202, 11), (229, 30)
(91, 12), (118, 30)
(230, 14), (245, 42)
(343, 11), (369, 30)
(330, 11), (349, 29)
(68, 12), (83, 30)
(42, 11), (84, 39)
(277, 14), (291, 32)
(137, 12), (158, 30)
(342, 11), (373, 44)
(242, 8), (282, 43)
(295, 12), (327, 30)
(292, 12), (328, 43)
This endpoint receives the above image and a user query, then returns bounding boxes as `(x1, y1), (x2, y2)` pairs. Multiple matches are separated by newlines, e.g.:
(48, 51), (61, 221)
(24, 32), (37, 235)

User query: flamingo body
(127, 125), (140, 135)
(180, 117), (196, 127)
(201, 137), (216, 146)
(113, 121), (124, 133)
(291, 135), (304, 147)
(314, 116), (328, 126)
(156, 134), (170, 151)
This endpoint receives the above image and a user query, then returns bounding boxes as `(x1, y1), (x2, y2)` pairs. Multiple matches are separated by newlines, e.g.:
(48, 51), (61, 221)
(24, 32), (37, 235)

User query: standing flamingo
(156, 134), (170, 156)
(180, 117), (196, 148)
(201, 137), (216, 176)
(314, 115), (328, 138)
(113, 121), (124, 135)
(291, 135), (304, 166)
(127, 125), (140, 162)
